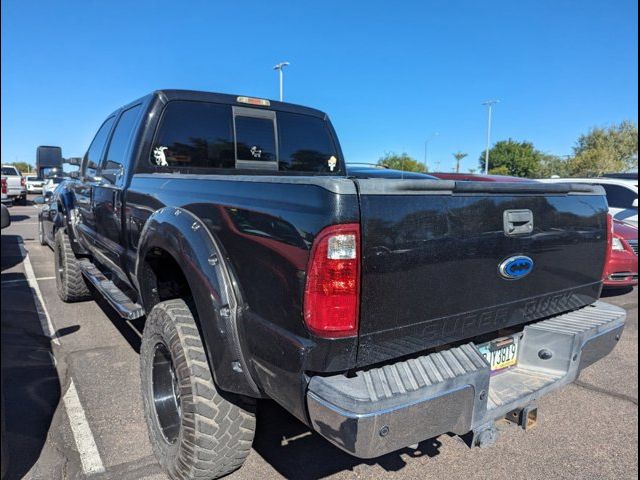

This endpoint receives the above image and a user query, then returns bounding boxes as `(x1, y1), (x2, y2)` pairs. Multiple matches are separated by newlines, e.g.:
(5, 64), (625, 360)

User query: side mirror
(37, 146), (63, 166)
(1, 204), (10, 229)
(633, 198), (638, 208)
(44, 191), (54, 201)
(33, 196), (46, 204)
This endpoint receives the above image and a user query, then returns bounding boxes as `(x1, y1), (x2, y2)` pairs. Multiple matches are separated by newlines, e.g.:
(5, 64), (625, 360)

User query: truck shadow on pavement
(90, 287), (144, 353)
(601, 286), (635, 297)
(1, 235), (62, 479)
(252, 400), (443, 479)
(8, 215), (31, 223)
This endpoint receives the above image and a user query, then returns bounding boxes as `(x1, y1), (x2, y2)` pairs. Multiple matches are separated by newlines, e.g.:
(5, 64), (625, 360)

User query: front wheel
(140, 299), (256, 480)
(54, 229), (91, 302)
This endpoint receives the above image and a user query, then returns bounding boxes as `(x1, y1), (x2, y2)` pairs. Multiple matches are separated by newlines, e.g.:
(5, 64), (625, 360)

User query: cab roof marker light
(237, 96), (271, 107)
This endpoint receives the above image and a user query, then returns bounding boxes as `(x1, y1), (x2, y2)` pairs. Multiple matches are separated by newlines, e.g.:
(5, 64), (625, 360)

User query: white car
(26, 175), (44, 193)
(0, 165), (27, 205)
(540, 177), (638, 227)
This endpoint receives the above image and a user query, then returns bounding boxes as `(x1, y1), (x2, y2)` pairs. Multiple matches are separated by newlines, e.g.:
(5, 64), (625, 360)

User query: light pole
(273, 62), (290, 101)
(482, 100), (499, 174)
(423, 132), (439, 172)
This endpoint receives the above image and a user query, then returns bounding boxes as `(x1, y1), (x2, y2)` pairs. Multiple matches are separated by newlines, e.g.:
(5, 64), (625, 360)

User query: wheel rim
(151, 342), (181, 444)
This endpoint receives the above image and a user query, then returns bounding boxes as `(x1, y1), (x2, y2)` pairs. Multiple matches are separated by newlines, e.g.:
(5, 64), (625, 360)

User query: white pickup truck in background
(26, 175), (44, 193)
(0, 165), (27, 205)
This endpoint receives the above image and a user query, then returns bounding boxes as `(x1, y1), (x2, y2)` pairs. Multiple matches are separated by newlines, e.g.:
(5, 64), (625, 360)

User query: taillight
(303, 223), (360, 338)
(602, 213), (614, 280)
(1, 178), (6, 194)
(20, 177), (26, 187)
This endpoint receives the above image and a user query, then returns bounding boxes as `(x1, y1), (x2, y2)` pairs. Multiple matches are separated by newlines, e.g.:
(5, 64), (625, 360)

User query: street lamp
(273, 62), (290, 101)
(482, 100), (499, 175)
(423, 132), (439, 172)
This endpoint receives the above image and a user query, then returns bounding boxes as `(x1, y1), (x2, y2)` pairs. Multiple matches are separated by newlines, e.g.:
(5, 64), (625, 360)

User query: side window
(152, 101), (234, 169)
(233, 109), (277, 170)
(83, 116), (116, 178)
(277, 112), (339, 172)
(102, 104), (142, 184)
(600, 184), (637, 209)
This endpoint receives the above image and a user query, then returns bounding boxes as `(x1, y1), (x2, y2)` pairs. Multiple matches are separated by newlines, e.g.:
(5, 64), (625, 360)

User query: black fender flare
(135, 206), (260, 397)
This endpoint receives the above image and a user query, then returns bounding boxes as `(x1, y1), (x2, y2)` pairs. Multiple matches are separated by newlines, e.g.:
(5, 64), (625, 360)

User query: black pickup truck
(44, 90), (625, 480)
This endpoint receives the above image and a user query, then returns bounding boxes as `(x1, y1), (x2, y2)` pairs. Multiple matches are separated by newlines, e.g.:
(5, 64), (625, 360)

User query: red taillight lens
(1, 178), (6, 194)
(602, 213), (614, 280)
(304, 223), (360, 338)
(20, 177), (26, 187)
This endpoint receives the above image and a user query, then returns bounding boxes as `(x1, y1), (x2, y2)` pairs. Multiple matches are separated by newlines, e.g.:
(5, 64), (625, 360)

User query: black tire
(140, 299), (256, 480)
(54, 229), (91, 302)
(17, 195), (27, 206)
(38, 217), (47, 245)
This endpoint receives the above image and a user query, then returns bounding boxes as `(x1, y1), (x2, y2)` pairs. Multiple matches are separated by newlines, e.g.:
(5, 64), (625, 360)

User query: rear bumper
(306, 301), (625, 458)
(603, 273), (638, 287)
(6, 190), (26, 198)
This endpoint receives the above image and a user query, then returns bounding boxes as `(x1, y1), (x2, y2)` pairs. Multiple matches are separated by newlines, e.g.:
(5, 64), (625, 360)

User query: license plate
(478, 334), (520, 372)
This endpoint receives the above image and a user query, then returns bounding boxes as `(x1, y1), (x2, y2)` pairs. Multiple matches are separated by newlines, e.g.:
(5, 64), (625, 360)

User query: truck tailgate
(355, 179), (608, 367)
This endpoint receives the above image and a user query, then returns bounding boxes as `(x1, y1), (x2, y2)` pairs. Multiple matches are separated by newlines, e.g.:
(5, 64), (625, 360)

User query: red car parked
(604, 216), (638, 288)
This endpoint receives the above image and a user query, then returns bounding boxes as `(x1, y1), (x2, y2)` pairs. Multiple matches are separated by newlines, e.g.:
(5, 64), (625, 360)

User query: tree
(453, 152), (468, 173)
(8, 162), (34, 174)
(479, 139), (541, 177)
(534, 154), (570, 178)
(566, 121), (638, 177)
(376, 152), (426, 172)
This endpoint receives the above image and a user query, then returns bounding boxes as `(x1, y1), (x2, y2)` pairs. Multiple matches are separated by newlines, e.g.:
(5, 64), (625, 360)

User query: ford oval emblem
(499, 255), (534, 280)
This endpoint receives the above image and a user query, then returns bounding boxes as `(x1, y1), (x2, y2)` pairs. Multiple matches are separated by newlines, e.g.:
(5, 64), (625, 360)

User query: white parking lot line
(19, 243), (59, 346)
(1, 276), (55, 285)
(63, 380), (106, 475)
(18, 241), (106, 475)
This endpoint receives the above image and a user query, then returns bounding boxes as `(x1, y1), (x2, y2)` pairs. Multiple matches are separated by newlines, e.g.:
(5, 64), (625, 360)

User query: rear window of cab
(1, 167), (20, 176)
(151, 101), (341, 174)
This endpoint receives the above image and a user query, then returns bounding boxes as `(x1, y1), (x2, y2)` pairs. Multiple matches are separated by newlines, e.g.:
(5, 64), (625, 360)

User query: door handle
(503, 209), (533, 236)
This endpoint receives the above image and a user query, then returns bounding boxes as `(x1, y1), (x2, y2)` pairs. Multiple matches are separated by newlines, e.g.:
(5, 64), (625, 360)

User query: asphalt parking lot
(1, 199), (638, 480)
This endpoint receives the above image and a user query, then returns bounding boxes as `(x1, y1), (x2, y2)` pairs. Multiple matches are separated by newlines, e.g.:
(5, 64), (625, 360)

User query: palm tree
(453, 152), (468, 173)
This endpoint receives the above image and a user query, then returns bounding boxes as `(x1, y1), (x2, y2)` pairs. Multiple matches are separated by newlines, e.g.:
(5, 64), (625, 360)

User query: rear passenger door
(93, 104), (142, 274)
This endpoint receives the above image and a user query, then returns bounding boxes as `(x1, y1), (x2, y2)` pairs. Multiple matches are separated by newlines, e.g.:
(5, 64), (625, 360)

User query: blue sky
(2, 0), (638, 172)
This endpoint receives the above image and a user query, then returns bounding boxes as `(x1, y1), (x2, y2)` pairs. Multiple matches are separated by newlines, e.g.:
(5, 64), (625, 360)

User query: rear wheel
(140, 299), (256, 480)
(54, 229), (91, 302)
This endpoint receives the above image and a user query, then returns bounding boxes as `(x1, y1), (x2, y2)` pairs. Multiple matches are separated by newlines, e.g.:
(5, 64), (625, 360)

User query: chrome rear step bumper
(306, 301), (626, 458)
